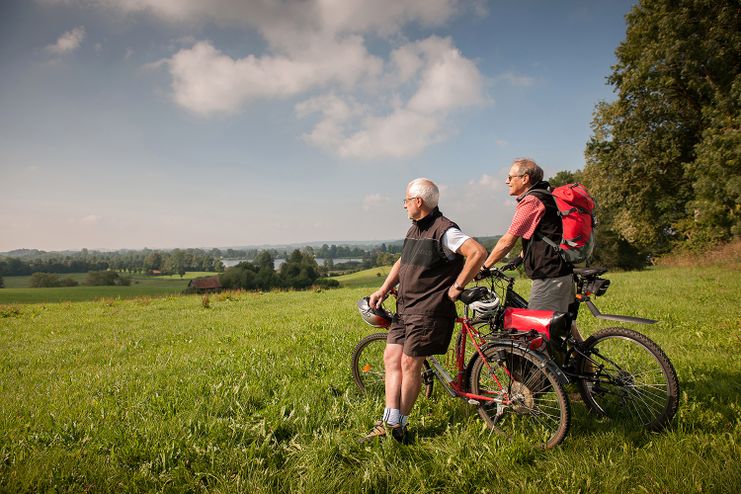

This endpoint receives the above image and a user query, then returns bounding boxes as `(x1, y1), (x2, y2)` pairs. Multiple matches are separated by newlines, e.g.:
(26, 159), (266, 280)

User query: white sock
(383, 408), (401, 426)
(399, 414), (409, 427)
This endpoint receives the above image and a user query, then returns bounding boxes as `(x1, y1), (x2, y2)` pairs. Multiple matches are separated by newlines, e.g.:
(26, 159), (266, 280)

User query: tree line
(562, 0), (739, 269)
(219, 249), (339, 291)
(28, 271), (132, 288)
(0, 243), (406, 278)
(0, 248), (223, 277)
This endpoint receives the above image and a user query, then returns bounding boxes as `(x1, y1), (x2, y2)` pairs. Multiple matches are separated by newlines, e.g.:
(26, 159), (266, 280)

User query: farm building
(186, 276), (222, 294)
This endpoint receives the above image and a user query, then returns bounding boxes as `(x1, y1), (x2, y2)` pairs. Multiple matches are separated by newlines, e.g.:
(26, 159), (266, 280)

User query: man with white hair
(362, 178), (486, 443)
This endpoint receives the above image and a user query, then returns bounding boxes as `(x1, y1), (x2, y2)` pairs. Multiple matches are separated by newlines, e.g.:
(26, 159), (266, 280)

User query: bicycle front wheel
(469, 344), (570, 449)
(577, 327), (679, 431)
(351, 332), (434, 398)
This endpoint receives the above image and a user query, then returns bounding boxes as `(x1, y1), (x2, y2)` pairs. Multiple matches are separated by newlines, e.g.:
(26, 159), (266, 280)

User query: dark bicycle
(475, 266), (679, 431)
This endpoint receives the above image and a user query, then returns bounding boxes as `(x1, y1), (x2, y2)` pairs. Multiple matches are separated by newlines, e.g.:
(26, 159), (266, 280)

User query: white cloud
(296, 36), (487, 159)
(296, 94), (368, 151)
(497, 71), (536, 87)
(362, 193), (390, 211)
(57, 1), (488, 159)
(470, 173), (502, 191)
(344, 109), (444, 159)
(169, 38), (382, 115)
(472, 0), (489, 17)
(69, 0), (456, 38)
(45, 26), (85, 55)
(80, 215), (101, 224)
(406, 37), (487, 114)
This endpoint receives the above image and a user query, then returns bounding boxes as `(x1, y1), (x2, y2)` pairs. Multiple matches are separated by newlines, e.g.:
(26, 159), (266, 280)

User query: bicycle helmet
(468, 290), (501, 322)
(357, 297), (393, 328)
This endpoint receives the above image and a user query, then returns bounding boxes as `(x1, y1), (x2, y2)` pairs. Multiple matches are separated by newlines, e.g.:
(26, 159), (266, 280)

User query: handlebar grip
(474, 268), (491, 281)
(500, 256), (523, 271)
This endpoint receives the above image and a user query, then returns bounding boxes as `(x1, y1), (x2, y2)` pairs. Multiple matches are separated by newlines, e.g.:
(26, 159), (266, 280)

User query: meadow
(0, 265), (739, 492)
(0, 272), (214, 304)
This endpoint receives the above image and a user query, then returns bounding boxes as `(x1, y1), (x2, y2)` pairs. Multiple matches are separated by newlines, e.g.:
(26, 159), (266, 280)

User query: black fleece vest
(396, 208), (464, 317)
(520, 182), (573, 280)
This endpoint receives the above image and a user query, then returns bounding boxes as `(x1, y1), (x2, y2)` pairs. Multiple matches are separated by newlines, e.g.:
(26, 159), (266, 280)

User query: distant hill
(1, 249), (48, 258)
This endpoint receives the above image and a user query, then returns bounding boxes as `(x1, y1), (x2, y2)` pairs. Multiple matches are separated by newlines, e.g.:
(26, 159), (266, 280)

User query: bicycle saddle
(573, 267), (608, 278)
(459, 286), (490, 304)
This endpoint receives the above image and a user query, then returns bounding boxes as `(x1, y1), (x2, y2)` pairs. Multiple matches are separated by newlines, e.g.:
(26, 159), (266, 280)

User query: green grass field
(0, 272), (215, 304)
(0, 266), (739, 492)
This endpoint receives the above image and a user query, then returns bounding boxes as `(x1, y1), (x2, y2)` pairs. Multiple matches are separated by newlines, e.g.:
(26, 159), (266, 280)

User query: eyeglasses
(506, 174), (526, 182)
(402, 196), (418, 205)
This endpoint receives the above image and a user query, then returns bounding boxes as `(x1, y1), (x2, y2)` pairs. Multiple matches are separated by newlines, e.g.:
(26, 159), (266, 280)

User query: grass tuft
(0, 305), (21, 318)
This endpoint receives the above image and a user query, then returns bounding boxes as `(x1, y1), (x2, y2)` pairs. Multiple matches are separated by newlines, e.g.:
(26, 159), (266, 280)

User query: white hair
(407, 178), (439, 208)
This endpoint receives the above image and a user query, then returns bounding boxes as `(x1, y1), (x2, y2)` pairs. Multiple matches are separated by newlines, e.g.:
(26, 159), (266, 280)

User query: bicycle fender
(585, 300), (657, 324)
(527, 350), (570, 386)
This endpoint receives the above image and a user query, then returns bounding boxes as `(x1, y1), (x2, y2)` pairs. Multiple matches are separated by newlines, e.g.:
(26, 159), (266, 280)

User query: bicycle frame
(426, 312), (527, 407)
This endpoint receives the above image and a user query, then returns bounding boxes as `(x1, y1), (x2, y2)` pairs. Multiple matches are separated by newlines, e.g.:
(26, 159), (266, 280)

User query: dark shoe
(390, 424), (409, 444)
(359, 420), (387, 443)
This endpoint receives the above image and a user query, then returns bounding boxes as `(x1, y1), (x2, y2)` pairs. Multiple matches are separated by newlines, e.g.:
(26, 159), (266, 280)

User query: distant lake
(221, 258), (364, 269)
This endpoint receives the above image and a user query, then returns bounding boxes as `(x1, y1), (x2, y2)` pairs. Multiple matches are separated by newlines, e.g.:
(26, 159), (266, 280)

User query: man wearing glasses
(362, 178), (486, 443)
(481, 157), (574, 313)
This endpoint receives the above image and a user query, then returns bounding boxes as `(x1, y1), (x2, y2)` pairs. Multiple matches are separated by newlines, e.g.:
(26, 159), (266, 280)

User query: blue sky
(0, 0), (634, 251)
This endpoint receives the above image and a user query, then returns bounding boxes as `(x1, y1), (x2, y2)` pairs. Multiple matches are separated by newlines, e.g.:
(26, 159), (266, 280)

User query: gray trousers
(529, 274), (575, 313)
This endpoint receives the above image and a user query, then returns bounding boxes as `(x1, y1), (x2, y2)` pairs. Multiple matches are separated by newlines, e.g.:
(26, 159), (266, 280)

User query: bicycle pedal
(467, 399), (480, 406)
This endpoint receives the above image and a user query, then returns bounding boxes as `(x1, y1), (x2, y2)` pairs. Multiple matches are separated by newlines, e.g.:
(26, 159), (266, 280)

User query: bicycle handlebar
(475, 266), (514, 283)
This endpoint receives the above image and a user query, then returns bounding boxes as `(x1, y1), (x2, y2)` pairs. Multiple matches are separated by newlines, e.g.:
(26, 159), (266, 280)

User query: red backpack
(538, 183), (597, 265)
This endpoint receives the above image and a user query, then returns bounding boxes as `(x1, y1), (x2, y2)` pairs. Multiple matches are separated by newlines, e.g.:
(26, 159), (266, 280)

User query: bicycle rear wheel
(468, 343), (570, 449)
(351, 332), (434, 398)
(577, 327), (679, 430)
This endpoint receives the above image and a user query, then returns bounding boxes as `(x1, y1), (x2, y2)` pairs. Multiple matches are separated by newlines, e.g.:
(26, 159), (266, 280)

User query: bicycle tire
(468, 343), (570, 449)
(576, 327), (679, 431)
(351, 332), (434, 398)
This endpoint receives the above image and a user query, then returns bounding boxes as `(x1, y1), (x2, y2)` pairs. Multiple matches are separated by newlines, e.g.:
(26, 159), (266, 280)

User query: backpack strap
(519, 187), (564, 259)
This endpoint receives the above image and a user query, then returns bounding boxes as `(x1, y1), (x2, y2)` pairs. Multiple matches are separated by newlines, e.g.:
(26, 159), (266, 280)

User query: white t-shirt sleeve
(441, 227), (471, 259)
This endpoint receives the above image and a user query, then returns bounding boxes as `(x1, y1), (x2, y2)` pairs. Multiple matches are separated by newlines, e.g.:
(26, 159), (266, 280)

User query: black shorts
(387, 313), (455, 357)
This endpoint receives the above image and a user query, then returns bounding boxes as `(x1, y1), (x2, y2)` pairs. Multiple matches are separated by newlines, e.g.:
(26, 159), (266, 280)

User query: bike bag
(503, 308), (570, 364)
(503, 308), (568, 338)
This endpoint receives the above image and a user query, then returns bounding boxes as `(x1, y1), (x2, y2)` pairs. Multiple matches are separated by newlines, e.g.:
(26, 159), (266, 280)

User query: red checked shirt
(507, 194), (546, 240)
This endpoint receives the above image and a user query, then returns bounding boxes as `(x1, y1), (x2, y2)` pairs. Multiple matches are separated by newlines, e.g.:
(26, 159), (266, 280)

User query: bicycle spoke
(473, 345), (569, 448)
(578, 328), (679, 430)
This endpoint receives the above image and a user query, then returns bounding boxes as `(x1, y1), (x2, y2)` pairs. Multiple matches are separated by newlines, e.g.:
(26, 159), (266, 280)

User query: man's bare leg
(399, 354), (426, 416)
(384, 343), (403, 410)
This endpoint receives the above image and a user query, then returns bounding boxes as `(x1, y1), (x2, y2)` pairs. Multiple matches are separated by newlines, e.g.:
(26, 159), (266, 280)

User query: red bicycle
(353, 290), (572, 449)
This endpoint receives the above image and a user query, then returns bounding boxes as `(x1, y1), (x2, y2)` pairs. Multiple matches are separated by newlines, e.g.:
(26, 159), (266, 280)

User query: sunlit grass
(0, 266), (739, 492)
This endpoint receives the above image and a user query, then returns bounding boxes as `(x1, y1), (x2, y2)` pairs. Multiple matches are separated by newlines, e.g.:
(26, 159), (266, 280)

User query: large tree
(584, 0), (740, 254)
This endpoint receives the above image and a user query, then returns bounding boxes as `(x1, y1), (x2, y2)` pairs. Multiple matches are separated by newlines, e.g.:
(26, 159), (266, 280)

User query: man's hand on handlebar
(474, 256), (522, 281)
(474, 267), (491, 281)
(500, 256), (523, 272)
